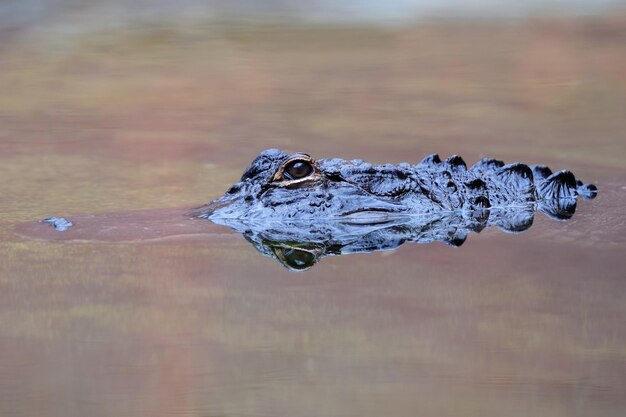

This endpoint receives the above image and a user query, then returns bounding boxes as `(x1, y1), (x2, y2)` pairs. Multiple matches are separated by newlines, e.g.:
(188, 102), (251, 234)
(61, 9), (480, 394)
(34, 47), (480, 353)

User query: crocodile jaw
(196, 180), (407, 222)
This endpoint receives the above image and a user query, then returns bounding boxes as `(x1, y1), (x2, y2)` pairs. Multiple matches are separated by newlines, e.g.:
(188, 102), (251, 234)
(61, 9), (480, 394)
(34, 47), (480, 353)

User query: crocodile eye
(280, 248), (316, 270)
(284, 160), (313, 180)
(271, 247), (319, 271)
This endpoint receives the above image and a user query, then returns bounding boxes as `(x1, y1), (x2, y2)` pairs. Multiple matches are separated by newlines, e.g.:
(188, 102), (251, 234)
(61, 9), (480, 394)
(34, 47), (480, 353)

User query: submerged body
(198, 148), (597, 222)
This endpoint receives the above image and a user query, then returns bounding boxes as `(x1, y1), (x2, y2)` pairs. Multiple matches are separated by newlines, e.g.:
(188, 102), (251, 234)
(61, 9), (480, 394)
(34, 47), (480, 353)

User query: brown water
(2, 18), (626, 417)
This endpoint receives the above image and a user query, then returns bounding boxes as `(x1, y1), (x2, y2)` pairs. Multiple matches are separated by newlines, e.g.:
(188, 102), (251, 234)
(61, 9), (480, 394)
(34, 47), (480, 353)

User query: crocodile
(38, 148), (597, 271)
(194, 148), (597, 270)
(196, 148), (597, 222)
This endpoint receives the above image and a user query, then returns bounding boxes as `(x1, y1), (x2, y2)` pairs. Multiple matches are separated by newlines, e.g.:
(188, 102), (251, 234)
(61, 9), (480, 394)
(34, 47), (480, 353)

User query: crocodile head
(196, 148), (410, 221)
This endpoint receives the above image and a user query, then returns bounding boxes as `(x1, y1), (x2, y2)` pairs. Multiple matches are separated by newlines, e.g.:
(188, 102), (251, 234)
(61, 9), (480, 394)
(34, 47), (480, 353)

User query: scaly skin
(197, 148), (597, 221)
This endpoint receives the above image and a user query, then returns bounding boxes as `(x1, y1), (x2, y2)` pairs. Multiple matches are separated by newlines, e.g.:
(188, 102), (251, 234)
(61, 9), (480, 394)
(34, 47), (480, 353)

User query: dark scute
(465, 178), (487, 190)
(498, 163), (534, 180)
(472, 157), (504, 171)
(445, 230), (468, 247)
(551, 170), (576, 188)
(499, 218), (534, 233)
(473, 195), (491, 208)
(538, 198), (577, 220)
(577, 183), (598, 199)
(445, 155), (467, 170)
(531, 164), (553, 180)
(493, 208), (535, 233)
(418, 153), (441, 166)
(536, 170), (577, 199)
(365, 179), (415, 197)
(227, 184), (242, 194)
(240, 148), (288, 181)
(445, 180), (457, 192)
(495, 164), (535, 194)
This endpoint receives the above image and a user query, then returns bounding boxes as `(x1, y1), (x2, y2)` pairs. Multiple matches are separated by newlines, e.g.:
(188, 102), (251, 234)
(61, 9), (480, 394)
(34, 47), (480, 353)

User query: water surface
(2, 18), (626, 417)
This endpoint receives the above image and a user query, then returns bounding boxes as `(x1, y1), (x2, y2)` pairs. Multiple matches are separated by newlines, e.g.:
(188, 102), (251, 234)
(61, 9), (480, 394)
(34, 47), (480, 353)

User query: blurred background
(2, 0), (626, 219)
(2, 1), (626, 30)
(2, 2), (626, 417)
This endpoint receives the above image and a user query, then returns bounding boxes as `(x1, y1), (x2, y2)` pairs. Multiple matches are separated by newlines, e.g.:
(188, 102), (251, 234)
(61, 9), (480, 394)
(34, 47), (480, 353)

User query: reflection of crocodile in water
(43, 148), (597, 271)
(192, 149), (598, 270)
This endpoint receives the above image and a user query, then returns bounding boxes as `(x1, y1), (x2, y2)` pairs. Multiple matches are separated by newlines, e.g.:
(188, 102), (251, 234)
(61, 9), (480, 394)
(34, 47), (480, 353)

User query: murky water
(2, 18), (626, 417)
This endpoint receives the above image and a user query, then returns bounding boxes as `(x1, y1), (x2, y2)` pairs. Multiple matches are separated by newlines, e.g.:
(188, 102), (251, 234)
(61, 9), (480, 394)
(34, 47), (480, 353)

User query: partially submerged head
(195, 148), (406, 221)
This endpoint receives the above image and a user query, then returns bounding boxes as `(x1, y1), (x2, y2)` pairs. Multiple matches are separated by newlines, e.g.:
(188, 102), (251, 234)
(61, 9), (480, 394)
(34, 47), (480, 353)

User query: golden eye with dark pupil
(284, 160), (313, 180)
